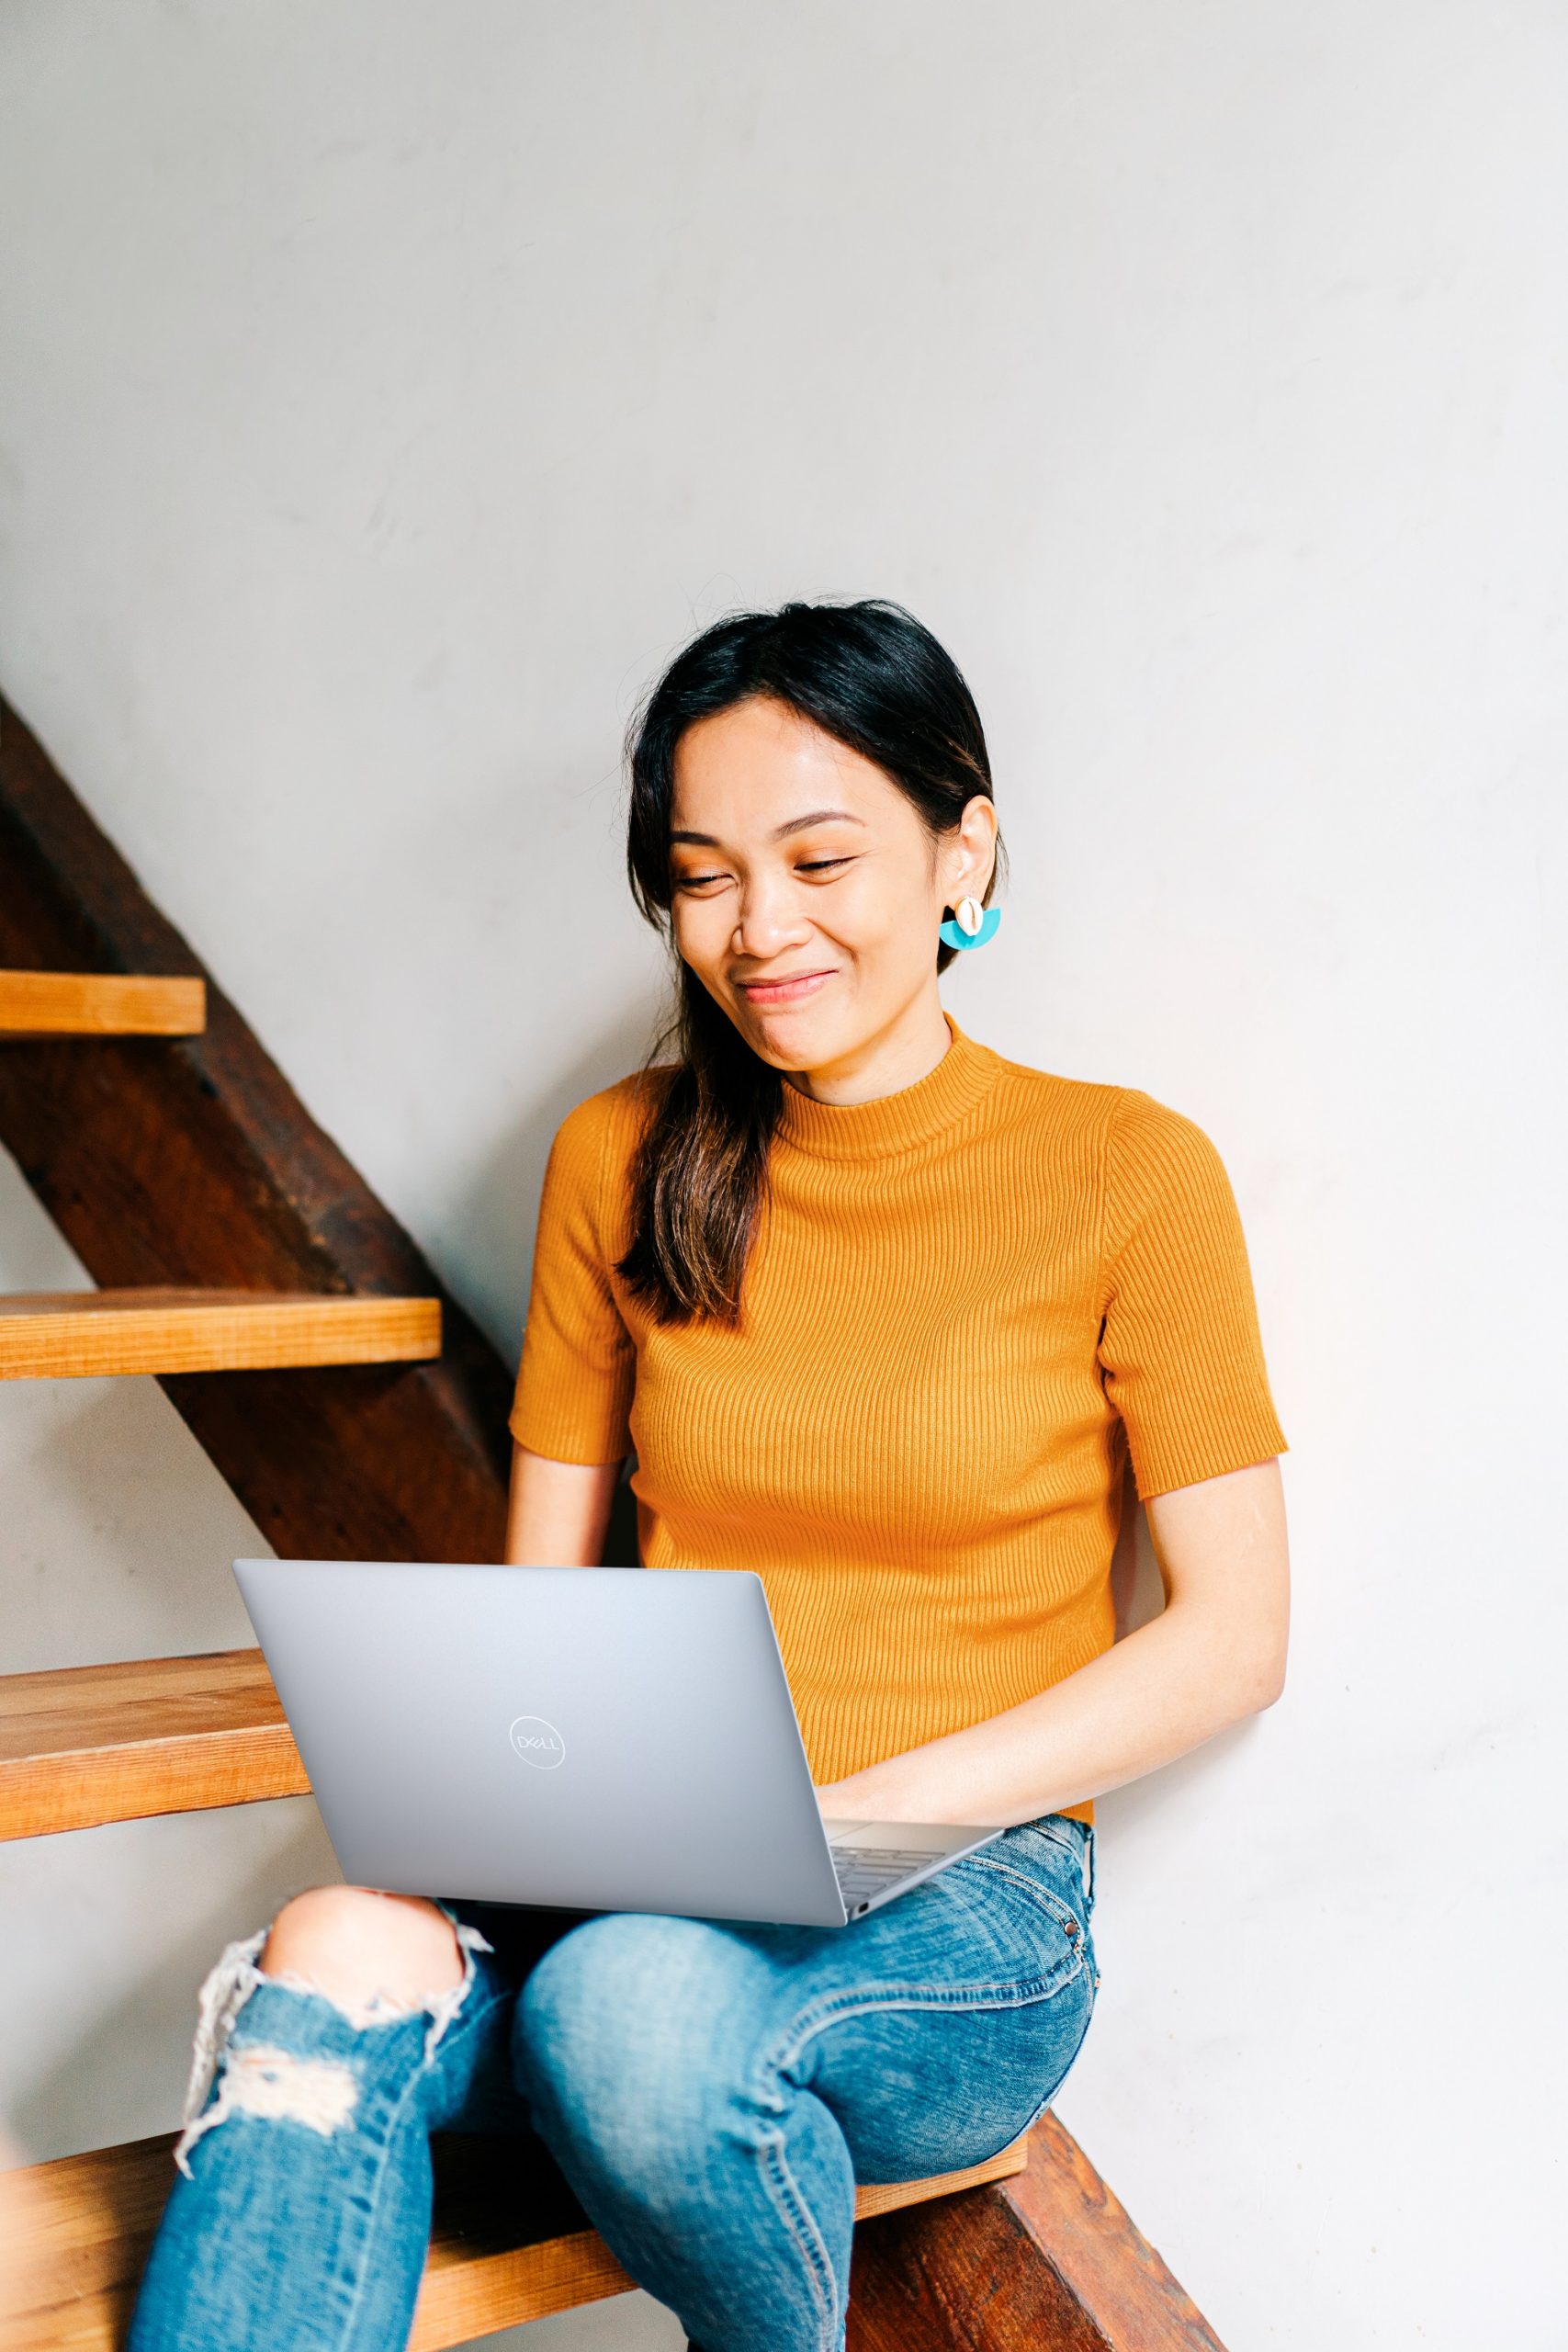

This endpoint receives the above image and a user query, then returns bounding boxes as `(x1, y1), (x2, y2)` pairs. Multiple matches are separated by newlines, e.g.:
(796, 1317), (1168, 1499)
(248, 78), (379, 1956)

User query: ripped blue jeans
(127, 1814), (1098, 2352)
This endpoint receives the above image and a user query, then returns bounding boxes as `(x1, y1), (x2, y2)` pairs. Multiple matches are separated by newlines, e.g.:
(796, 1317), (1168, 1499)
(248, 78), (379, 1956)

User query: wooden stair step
(0, 1289), (441, 1381)
(0, 1649), (307, 1841)
(0, 2124), (1031, 2349)
(0, 970), (205, 1037)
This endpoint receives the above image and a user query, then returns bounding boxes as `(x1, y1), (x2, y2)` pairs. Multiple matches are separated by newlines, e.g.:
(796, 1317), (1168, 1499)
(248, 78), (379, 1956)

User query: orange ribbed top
(510, 1014), (1288, 1826)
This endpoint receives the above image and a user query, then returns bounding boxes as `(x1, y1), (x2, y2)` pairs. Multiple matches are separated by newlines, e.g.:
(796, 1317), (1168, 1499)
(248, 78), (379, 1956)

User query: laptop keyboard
(829, 1846), (942, 1911)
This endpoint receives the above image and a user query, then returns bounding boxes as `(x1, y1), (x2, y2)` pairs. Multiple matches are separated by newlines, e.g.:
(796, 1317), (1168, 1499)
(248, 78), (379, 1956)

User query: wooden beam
(0, 970), (205, 1037)
(0, 1288), (439, 1382)
(0, 1650), (308, 1840)
(0, 2126), (1032, 2350)
(847, 2110), (1229, 2351)
(0, 695), (513, 1565)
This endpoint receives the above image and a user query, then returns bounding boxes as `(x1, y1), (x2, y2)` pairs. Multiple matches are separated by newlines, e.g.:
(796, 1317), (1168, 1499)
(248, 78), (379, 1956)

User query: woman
(130, 597), (1290, 2352)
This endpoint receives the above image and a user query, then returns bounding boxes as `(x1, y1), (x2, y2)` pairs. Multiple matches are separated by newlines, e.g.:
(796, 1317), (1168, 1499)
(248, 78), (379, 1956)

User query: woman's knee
(516, 1914), (763, 2176)
(260, 1885), (464, 2015)
(169, 1891), (471, 2184)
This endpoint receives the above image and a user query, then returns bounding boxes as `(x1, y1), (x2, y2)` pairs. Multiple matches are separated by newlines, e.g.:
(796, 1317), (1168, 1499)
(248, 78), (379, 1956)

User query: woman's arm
(502, 1441), (626, 1566)
(815, 1456), (1289, 1826)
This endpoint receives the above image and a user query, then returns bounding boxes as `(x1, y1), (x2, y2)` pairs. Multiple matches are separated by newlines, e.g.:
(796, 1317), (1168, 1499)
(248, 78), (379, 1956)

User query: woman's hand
(812, 1456), (1289, 1828)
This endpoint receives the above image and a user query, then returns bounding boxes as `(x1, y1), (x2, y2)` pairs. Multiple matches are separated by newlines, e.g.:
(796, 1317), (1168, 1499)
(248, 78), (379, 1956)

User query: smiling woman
(130, 599), (1290, 2352)
(617, 600), (1006, 1325)
(487, 605), (1291, 2352)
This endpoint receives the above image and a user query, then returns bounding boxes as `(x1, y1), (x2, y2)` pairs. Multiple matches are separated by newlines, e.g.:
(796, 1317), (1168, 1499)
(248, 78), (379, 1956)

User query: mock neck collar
(773, 1012), (999, 1160)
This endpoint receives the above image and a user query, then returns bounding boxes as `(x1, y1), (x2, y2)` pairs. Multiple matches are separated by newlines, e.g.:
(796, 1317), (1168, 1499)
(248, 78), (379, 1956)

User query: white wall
(2, 3), (1563, 2344)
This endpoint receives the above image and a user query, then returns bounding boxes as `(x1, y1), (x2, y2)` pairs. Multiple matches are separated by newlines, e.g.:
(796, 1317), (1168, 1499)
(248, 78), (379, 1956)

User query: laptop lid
(232, 1558), (850, 1927)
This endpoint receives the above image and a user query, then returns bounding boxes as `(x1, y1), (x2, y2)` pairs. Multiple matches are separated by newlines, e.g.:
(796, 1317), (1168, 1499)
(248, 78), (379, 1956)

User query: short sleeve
(1097, 1089), (1288, 1501)
(509, 1094), (636, 1466)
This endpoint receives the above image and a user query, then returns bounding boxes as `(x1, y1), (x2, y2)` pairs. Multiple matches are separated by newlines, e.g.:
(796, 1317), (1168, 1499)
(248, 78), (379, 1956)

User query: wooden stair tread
(0, 1649), (307, 1840)
(0, 970), (205, 1037)
(0, 2124), (1031, 2348)
(0, 1289), (441, 1381)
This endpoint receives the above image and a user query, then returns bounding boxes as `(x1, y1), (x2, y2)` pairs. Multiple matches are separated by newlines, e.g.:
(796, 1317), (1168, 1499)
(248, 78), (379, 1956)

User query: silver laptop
(232, 1558), (1004, 1928)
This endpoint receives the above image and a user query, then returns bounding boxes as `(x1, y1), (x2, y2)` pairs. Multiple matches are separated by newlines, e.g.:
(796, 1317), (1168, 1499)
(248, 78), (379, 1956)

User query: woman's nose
(731, 878), (807, 957)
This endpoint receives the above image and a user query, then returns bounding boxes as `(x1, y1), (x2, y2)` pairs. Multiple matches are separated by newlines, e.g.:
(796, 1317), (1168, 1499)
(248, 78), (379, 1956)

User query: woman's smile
(735, 967), (838, 1007)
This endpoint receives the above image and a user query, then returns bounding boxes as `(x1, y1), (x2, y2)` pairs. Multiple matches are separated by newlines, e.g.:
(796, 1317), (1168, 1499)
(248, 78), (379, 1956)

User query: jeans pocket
(1009, 1816), (1097, 1921)
(945, 1843), (1091, 1996)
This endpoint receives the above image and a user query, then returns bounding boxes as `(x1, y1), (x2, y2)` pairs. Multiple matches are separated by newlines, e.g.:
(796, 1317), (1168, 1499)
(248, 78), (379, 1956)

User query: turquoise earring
(940, 895), (1000, 951)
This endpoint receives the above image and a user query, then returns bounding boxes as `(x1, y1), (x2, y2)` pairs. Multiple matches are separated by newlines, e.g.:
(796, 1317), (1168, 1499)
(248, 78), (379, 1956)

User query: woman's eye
(672, 855), (851, 892)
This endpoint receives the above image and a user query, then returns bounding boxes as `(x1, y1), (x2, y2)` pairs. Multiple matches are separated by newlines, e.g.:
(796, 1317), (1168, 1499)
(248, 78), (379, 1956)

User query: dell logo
(508, 1714), (566, 1770)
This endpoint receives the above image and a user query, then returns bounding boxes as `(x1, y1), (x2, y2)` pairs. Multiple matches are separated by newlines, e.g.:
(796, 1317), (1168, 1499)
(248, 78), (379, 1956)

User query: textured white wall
(1, 4), (1563, 2345)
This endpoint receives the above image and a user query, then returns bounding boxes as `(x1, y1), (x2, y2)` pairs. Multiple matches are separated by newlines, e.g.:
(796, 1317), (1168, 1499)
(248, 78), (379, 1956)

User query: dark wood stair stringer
(848, 2111), (1229, 2349)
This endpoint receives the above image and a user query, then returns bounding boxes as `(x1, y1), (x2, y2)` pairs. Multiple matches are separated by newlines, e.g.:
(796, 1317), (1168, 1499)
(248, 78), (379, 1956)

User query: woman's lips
(736, 968), (835, 1007)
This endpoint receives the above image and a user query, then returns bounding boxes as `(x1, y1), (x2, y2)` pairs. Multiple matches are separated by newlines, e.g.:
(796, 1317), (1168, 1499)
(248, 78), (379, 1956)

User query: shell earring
(939, 895), (1001, 951)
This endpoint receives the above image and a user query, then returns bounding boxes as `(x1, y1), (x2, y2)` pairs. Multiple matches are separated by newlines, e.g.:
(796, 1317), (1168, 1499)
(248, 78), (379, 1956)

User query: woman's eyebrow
(773, 808), (866, 840)
(670, 809), (867, 847)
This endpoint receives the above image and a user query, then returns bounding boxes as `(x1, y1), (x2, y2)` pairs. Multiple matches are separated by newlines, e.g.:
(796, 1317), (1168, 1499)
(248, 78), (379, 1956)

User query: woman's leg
(127, 1886), (529, 2352)
(514, 1815), (1099, 2352)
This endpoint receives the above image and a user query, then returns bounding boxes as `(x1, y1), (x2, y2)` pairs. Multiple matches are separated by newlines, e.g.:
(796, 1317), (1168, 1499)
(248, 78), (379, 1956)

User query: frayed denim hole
(173, 1905), (495, 2177)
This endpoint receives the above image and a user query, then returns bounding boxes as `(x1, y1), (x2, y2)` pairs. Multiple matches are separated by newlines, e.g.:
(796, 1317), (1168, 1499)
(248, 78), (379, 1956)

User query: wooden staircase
(0, 693), (1226, 2349)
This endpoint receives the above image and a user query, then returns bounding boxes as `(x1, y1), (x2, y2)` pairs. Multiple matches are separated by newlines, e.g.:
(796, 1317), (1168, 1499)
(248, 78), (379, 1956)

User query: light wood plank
(0, 1289), (441, 1381)
(413, 2223), (635, 2343)
(0, 971), (205, 1037)
(0, 1650), (308, 1841)
(0, 2127), (1032, 2350)
(850, 2143), (1030, 2222)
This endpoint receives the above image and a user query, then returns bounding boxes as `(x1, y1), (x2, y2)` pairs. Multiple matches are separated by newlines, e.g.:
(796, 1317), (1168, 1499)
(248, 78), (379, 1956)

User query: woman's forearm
(816, 1600), (1284, 1827)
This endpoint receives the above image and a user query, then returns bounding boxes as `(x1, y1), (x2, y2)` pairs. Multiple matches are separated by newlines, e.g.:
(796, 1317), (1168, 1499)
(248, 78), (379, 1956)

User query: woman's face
(667, 694), (996, 1081)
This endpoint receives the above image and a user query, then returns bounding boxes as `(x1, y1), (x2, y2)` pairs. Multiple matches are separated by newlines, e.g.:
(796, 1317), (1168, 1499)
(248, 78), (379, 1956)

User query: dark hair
(616, 596), (1003, 1327)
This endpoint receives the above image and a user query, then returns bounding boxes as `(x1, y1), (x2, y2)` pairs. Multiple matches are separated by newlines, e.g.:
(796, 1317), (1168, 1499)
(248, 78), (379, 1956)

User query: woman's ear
(948, 795), (999, 900)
